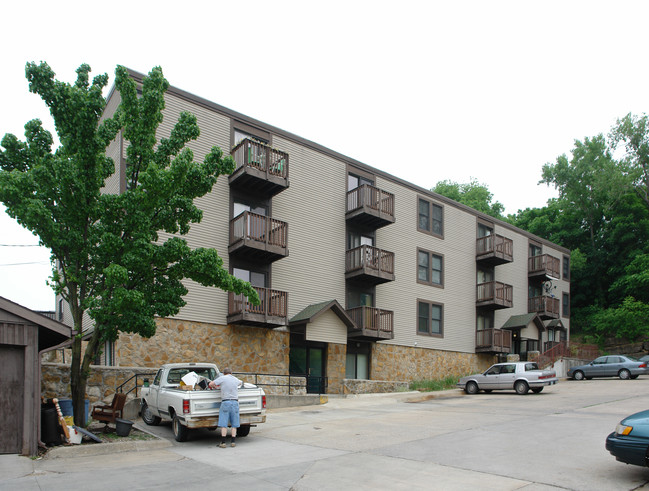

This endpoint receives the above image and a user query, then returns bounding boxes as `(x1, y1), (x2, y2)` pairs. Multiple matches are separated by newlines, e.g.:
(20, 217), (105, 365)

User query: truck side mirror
(143, 378), (149, 387)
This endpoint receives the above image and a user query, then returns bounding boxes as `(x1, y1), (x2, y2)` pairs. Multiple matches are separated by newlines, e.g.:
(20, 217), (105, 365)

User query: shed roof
(0, 296), (71, 351)
(289, 300), (356, 329)
(501, 313), (545, 331)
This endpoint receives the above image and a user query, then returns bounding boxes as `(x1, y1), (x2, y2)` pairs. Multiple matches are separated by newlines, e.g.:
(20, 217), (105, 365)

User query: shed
(0, 296), (71, 455)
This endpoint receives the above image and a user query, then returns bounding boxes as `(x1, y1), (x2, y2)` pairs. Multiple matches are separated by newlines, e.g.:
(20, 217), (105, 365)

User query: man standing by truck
(209, 367), (242, 448)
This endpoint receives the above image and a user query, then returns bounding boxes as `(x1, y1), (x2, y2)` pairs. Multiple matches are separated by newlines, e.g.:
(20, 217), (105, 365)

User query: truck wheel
(465, 381), (479, 395)
(531, 387), (544, 394)
(141, 402), (161, 426)
(173, 415), (189, 442)
(237, 425), (251, 437)
(514, 380), (529, 395)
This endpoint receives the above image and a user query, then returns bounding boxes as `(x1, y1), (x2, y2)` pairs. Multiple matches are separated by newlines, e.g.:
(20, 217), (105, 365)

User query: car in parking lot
(567, 355), (648, 380)
(606, 410), (649, 467)
(456, 361), (558, 395)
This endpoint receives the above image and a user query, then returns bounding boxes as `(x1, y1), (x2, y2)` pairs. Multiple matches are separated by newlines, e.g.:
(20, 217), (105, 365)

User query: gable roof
(0, 296), (72, 351)
(501, 313), (545, 331)
(545, 319), (566, 329)
(289, 300), (356, 329)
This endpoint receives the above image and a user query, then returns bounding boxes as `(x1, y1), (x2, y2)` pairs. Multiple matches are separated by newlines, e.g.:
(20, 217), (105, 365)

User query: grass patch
(409, 375), (459, 392)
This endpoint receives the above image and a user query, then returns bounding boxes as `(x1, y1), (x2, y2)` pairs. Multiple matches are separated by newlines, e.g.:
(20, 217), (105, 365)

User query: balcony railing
(229, 138), (289, 197)
(229, 211), (288, 262)
(538, 341), (568, 368)
(476, 234), (513, 265)
(528, 254), (561, 280)
(476, 328), (512, 353)
(476, 281), (513, 309)
(346, 306), (394, 340)
(228, 286), (288, 327)
(345, 245), (395, 284)
(346, 184), (395, 229)
(528, 295), (560, 319)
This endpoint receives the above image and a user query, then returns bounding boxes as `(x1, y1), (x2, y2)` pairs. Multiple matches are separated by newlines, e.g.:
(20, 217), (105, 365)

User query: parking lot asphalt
(3, 379), (649, 490)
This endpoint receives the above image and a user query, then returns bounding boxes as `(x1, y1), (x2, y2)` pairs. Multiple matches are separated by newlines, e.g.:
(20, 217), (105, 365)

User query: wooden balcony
(346, 184), (395, 229)
(227, 286), (288, 327)
(346, 306), (394, 341)
(345, 245), (395, 285)
(229, 138), (289, 197)
(528, 295), (560, 319)
(528, 254), (561, 280)
(476, 281), (513, 310)
(476, 234), (513, 265)
(229, 212), (288, 262)
(475, 328), (512, 354)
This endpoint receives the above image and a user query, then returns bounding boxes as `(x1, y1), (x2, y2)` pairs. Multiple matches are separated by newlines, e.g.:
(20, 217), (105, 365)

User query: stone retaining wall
(343, 379), (409, 394)
(42, 317), (496, 398)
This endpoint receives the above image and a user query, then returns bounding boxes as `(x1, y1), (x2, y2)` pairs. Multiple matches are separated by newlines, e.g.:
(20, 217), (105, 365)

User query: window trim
(562, 292), (570, 318)
(416, 248), (444, 288)
(231, 120), (270, 148)
(417, 196), (444, 238)
(417, 299), (444, 338)
(563, 255), (570, 281)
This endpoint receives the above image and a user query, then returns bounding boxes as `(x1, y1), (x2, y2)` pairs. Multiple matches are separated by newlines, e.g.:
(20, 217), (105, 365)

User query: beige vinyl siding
(375, 177), (478, 353)
(145, 92), (233, 325)
(493, 224), (531, 328)
(102, 133), (121, 195)
(101, 91), (123, 196)
(543, 244), (571, 333)
(306, 310), (348, 344)
(271, 136), (348, 320)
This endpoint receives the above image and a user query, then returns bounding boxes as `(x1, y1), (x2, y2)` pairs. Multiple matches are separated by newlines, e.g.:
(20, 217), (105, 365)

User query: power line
(0, 244), (45, 247)
(0, 261), (51, 267)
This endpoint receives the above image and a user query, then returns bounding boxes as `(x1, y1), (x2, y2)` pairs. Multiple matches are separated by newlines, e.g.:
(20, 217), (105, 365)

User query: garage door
(0, 345), (24, 454)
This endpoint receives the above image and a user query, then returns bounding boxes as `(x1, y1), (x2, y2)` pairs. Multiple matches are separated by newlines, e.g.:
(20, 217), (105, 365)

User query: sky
(1, 0), (648, 311)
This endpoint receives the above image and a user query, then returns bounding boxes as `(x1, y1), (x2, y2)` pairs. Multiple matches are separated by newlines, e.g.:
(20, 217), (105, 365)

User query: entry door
(0, 345), (24, 454)
(290, 346), (326, 394)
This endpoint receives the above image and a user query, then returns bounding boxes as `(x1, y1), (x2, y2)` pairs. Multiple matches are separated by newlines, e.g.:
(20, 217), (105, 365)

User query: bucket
(57, 399), (90, 426)
(68, 426), (82, 444)
(115, 418), (134, 437)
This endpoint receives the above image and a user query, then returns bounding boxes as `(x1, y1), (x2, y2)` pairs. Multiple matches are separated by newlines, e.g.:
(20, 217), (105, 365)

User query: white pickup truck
(140, 362), (266, 441)
(456, 361), (558, 395)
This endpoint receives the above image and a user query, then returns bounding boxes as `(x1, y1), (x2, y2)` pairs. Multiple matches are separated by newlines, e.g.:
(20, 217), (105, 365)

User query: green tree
(0, 63), (258, 424)
(432, 179), (506, 220)
(611, 112), (649, 211)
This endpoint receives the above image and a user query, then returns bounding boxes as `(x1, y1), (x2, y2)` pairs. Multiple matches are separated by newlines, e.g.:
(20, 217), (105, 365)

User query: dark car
(567, 355), (648, 380)
(606, 410), (649, 467)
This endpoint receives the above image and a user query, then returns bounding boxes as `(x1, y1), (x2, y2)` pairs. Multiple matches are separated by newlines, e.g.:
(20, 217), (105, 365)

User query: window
(477, 312), (493, 330)
(58, 298), (64, 321)
(346, 343), (370, 380)
(417, 249), (443, 287)
(563, 255), (570, 280)
(417, 300), (443, 337)
(418, 197), (443, 237)
(104, 341), (115, 366)
(529, 243), (542, 257)
(348, 173), (373, 191)
(233, 268), (266, 287)
(477, 223), (493, 238)
(562, 292), (570, 318)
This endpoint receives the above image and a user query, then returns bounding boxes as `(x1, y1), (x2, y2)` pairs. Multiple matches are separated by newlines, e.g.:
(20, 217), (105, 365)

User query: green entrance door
(289, 346), (325, 394)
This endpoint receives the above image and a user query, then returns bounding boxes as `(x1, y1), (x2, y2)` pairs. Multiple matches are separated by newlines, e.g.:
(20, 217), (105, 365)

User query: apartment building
(69, 69), (570, 393)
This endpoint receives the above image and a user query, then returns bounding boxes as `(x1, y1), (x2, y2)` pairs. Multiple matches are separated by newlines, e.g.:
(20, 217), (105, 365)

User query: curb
(45, 422), (171, 459)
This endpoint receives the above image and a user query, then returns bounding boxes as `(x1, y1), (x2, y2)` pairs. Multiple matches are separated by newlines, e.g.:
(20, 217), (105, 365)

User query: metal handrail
(233, 372), (328, 395)
(116, 372), (157, 397)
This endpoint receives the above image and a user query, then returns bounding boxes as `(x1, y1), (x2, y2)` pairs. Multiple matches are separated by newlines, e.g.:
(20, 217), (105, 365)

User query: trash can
(115, 418), (134, 437)
(41, 404), (62, 446)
